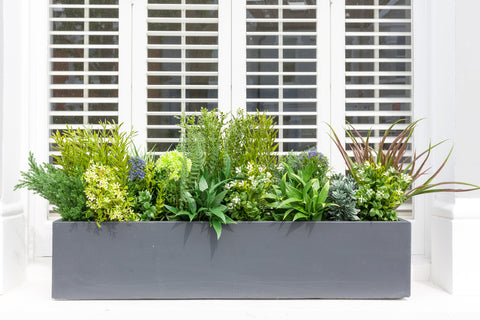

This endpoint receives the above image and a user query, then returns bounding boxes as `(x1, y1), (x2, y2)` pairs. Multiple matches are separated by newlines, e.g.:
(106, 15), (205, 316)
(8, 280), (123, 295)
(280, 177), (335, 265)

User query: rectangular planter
(52, 219), (411, 299)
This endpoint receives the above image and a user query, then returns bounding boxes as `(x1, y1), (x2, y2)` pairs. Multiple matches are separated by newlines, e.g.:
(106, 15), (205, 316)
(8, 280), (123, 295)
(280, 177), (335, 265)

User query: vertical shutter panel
(49, 0), (120, 162)
(345, 0), (413, 215)
(245, 0), (319, 154)
(146, 0), (219, 155)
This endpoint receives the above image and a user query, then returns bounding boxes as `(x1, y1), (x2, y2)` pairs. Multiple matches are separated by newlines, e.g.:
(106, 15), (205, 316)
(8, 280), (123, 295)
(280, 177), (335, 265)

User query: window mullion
(317, 0), (333, 161)
(128, 0), (147, 149)
(230, 0), (246, 115)
(84, 1), (89, 126)
(218, 0), (232, 114)
(330, 0), (346, 171)
(278, 5), (284, 154)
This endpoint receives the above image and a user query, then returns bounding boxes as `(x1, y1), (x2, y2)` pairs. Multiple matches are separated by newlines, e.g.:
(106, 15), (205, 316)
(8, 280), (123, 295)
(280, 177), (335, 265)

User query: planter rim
(53, 218), (409, 225)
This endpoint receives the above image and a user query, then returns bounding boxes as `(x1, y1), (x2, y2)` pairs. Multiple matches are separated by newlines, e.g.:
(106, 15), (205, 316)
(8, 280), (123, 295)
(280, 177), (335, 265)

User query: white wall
(455, 0), (480, 198)
(430, 0), (480, 295)
(0, 0), (27, 294)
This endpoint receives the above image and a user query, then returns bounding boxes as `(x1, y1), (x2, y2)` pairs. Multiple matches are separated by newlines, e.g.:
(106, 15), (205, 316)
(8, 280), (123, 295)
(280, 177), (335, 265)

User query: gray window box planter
(52, 219), (411, 299)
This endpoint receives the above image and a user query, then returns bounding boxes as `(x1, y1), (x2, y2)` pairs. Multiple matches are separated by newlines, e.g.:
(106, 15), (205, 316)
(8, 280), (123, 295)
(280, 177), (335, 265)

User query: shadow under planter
(52, 219), (411, 299)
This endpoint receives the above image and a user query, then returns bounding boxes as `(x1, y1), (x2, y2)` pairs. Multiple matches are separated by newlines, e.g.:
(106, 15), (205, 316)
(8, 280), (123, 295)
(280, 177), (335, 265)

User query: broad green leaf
(280, 173), (287, 195)
(317, 181), (330, 204)
(293, 212), (307, 221)
(290, 172), (305, 187)
(199, 176), (208, 192)
(303, 179), (315, 200)
(308, 195), (316, 212)
(312, 212), (323, 221)
(224, 155), (231, 177)
(186, 211), (197, 221)
(212, 190), (228, 207)
(206, 192), (215, 207)
(211, 219), (222, 239)
(263, 193), (279, 201)
(291, 205), (307, 215)
(171, 210), (192, 219)
(283, 209), (294, 220)
(187, 196), (197, 214)
(211, 177), (231, 191)
(285, 185), (302, 200)
(302, 163), (315, 182)
(276, 197), (300, 208)
(224, 215), (236, 224)
(210, 207), (227, 223)
(163, 204), (178, 214)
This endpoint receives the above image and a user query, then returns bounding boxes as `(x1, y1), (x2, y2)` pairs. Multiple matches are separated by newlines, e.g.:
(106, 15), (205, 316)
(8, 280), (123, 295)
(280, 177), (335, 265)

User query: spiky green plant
(328, 120), (480, 201)
(197, 109), (226, 174)
(178, 112), (206, 189)
(178, 109), (225, 179)
(224, 110), (278, 171)
(14, 153), (89, 221)
(51, 121), (135, 184)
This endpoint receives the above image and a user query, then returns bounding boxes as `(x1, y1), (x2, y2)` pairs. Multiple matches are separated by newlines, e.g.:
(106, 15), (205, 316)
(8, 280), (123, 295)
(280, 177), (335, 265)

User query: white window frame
(26, 0), (427, 258)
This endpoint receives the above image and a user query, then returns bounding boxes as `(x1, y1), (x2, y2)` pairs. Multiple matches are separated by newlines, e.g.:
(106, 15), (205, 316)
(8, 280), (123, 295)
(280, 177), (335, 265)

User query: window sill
(1, 258), (479, 319)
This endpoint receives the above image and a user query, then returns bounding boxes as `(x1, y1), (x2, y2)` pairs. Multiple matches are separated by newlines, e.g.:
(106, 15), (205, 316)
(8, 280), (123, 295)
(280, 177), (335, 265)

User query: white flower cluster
(400, 173), (412, 184)
(376, 190), (386, 199)
(228, 195), (241, 209)
(83, 162), (135, 221)
(276, 163), (284, 171)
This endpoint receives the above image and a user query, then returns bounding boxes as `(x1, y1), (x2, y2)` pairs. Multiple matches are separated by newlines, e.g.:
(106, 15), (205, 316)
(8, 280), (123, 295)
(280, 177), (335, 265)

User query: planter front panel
(52, 220), (410, 299)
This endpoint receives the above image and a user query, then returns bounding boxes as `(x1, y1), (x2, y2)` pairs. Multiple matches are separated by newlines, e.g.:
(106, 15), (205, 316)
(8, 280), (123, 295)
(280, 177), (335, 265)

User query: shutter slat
(146, 18), (218, 23)
(246, 5), (317, 9)
(50, 71), (118, 76)
(345, 5), (412, 10)
(147, 4), (218, 10)
(50, 84), (118, 90)
(147, 44), (218, 50)
(147, 31), (218, 36)
(246, 32), (317, 36)
(50, 58), (119, 62)
(49, 98), (119, 103)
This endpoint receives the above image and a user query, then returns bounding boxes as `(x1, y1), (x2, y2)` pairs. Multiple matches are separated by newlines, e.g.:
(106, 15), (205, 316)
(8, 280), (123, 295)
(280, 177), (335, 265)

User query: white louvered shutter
(49, 0), (120, 162)
(345, 0), (413, 215)
(146, 0), (220, 155)
(245, 0), (327, 154)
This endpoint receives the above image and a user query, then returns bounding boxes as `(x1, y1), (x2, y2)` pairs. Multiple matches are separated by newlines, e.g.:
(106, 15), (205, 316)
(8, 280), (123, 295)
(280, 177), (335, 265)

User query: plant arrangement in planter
(15, 110), (480, 299)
